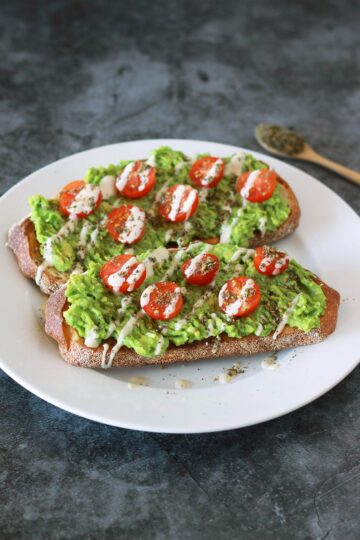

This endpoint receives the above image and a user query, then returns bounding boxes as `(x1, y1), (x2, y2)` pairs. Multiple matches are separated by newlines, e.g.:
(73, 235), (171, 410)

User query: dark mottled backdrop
(1, 1), (359, 539)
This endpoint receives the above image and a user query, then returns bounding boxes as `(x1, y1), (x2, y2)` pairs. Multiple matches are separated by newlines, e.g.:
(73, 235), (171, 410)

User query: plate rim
(1, 137), (359, 433)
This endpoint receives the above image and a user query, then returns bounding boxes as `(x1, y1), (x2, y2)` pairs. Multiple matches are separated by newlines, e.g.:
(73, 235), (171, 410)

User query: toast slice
(45, 278), (339, 369)
(8, 177), (300, 295)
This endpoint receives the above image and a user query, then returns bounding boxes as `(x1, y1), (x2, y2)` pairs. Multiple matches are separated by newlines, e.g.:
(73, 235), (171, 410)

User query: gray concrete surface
(1, 1), (359, 538)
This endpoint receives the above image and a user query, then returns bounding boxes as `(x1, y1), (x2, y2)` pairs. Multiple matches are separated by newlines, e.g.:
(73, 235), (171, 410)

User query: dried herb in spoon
(255, 124), (305, 156)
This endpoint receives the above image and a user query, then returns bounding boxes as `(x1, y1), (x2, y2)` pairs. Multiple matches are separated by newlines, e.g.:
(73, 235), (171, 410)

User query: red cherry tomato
(181, 253), (220, 286)
(106, 204), (146, 244)
(189, 157), (225, 188)
(236, 169), (277, 203)
(115, 160), (156, 199)
(254, 246), (290, 276)
(218, 276), (261, 317)
(100, 254), (147, 294)
(140, 281), (183, 320)
(59, 180), (102, 218)
(158, 184), (199, 222)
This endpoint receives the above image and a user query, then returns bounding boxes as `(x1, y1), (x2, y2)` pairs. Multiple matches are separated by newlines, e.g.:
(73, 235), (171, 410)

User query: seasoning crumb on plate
(175, 379), (192, 389)
(215, 363), (244, 384)
(128, 376), (149, 389)
(261, 354), (279, 370)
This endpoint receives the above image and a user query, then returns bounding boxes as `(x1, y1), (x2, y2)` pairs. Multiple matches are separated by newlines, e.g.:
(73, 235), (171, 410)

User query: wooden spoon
(255, 125), (360, 187)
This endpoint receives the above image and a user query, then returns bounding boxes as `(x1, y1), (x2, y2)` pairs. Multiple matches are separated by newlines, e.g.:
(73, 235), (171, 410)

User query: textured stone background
(1, 1), (360, 539)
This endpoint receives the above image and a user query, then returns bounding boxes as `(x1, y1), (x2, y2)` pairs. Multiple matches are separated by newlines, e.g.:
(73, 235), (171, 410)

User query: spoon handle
(301, 147), (360, 187)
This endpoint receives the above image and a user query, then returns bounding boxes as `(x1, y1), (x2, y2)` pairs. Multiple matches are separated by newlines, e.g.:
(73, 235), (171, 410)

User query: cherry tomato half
(254, 246), (290, 276)
(59, 180), (102, 218)
(116, 160), (156, 199)
(218, 276), (261, 317)
(100, 254), (147, 294)
(107, 204), (146, 244)
(236, 169), (277, 203)
(140, 281), (183, 320)
(181, 253), (220, 286)
(189, 157), (225, 188)
(158, 184), (199, 222)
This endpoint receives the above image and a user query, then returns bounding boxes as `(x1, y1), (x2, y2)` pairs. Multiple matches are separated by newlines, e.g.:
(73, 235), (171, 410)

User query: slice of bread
(8, 178), (300, 295)
(44, 275), (339, 369)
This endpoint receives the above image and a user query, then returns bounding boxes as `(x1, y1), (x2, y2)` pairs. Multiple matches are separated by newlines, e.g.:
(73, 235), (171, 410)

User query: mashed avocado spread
(64, 242), (326, 360)
(29, 146), (290, 274)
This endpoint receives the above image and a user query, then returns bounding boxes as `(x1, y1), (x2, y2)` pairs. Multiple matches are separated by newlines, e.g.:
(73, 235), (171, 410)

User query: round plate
(1, 139), (360, 433)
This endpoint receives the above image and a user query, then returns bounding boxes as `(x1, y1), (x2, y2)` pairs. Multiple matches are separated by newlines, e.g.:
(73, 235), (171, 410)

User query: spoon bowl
(255, 124), (360, 187)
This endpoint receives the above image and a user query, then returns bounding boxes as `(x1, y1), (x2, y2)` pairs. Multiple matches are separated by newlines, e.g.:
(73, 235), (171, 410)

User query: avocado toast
(45, 242), (340, 369)
(8, 146), (300, 295)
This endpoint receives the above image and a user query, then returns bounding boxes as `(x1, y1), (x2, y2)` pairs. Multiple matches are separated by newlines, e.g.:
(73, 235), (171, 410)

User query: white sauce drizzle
(84, 326), (100, 348)
(239, 169), (261, 205)
(99, 175), (116, 199)
(224, 151), (246, 177)
(163, 287), (181, 319)
(272, 255), (290, 275)
(140, 284), (157, 308)
(126, 263), (146, 291)
(200, 158), (223, 186)
(146, 154), (156, 168)
(255, 322), (263, 336)
(101, 343), (110, 368)
(229, 247), (254, 263)
(199, 189), (208, 202)
(258, 216), (267, 236)
(164, 229), (173, 242)
(143, 247), (170, 278)
(115, 162), (136, 191)
(154, 335), (165, 356)
(184, 221), (193, 232)
(103, 311), (144, 369)
(168, 185), (186, 221)
(43, 218), (78, 265)
(107, 257), (142, 294)
(168, 185), (197, 221)
(183, 253), (204, 278)
(35, 262), (48, 285)
(68, 184), (101, 218)
(273, 294), (301, 340)
(218, 278), (255, 317)
(220, 208), (243, 243)
(116, 206), (146, 244)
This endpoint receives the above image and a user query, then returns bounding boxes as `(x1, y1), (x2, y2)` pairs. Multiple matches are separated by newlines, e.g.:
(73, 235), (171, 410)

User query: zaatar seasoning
(255, 123), (305, 156)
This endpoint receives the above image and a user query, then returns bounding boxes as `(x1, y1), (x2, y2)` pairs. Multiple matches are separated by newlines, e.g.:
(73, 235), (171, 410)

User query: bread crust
(7, 178), (300, 295)
(45, 276), (340, 369)
(7, 218), (67, 295)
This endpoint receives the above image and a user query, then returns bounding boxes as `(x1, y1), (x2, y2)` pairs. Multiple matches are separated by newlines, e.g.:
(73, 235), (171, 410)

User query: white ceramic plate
(1, 139), (360, 433)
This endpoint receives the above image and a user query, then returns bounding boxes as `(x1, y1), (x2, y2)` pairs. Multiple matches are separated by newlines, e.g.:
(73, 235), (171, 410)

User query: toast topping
(189, 157), (224, 188)
(107, 205), (146, 244)
(59, 181), (102, 219)
(254, 246), (290, 276)
(116, 161), (156, 199)
(181, 253), (220, 286)
(158, 184), (199, 222)
(219, 277), (261, 318)
(63, 242), (326, 360)
(236, 169), (277, 204)
(100, 255), (147, 294)
(28, 147), (292, 276)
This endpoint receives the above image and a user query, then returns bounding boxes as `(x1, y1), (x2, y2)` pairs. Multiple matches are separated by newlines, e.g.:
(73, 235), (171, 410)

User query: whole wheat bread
(44, 274), (339, 369)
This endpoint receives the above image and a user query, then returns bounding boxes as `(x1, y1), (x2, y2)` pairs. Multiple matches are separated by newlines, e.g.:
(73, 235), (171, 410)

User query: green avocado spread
(64, 242), (326, 360)
(29, 146), (290, 274)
